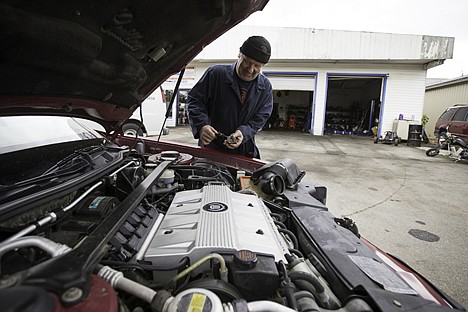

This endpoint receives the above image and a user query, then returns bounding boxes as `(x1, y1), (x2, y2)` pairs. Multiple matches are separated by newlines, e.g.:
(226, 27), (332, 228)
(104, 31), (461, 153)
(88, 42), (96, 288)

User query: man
(187, 36), (273, 158)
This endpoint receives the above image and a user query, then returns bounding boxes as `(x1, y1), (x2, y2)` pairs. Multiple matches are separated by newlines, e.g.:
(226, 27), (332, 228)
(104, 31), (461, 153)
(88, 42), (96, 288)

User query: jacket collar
(226, 62), (267, 90)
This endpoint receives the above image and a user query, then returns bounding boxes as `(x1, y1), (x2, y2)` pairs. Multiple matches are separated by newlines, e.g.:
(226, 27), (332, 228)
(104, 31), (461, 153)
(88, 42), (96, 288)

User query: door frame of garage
(263, 71), (318, 132)
(324, 72), (388, 137)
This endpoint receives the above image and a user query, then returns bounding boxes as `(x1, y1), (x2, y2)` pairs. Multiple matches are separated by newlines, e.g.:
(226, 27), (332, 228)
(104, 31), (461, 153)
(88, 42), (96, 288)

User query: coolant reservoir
(159, 169), (175, 185)
(165, 288), (222, 312)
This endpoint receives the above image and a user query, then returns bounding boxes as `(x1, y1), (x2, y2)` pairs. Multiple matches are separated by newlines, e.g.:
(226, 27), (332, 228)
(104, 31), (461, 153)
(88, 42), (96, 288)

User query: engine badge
(203, 202), (228, 212)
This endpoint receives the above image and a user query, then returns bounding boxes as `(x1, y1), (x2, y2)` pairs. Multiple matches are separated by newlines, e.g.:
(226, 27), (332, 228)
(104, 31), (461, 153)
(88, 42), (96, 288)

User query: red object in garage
(288, 115), (296, 129)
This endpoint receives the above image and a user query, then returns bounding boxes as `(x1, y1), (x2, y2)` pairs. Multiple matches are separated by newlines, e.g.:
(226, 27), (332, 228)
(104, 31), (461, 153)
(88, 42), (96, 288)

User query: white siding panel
(313, 72), (328, 135)
(382, 70), (427, 134)
(195, 26), (449, 62)
(388, 34), (422, 59)
(313, 29), (335, 59)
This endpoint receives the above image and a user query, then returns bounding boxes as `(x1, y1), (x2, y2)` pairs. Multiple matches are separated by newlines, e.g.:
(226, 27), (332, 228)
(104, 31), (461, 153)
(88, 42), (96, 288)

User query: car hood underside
(0, 0), (268, 132)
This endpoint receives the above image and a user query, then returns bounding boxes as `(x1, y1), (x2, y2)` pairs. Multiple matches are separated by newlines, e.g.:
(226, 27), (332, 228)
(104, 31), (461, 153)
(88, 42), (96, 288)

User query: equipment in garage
(268, 89), (313, 131)
(265, 73), (315, 132)
(325, 76), (383, 135)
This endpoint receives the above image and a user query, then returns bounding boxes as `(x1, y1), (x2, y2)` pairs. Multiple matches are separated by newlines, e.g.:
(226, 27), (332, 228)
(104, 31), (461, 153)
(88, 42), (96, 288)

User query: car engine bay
(0, 0), (463, 309)
(0, 142), (456, 312)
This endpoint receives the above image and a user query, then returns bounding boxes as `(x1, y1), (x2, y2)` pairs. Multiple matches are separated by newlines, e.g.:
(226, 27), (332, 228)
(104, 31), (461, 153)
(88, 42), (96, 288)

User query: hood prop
(155, 67), (186, 150)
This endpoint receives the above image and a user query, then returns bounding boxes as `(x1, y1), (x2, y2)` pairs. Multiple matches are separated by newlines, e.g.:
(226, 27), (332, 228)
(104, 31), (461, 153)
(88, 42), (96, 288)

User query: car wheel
(123, 122), (144, 137)
(394, 137), (399, 146)
(426, 148), (439, 157)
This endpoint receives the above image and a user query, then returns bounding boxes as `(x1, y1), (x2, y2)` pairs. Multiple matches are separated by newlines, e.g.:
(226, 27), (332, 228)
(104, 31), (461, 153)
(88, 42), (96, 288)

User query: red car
(434, 104), (468, 141)
(0, 1), (465, 311)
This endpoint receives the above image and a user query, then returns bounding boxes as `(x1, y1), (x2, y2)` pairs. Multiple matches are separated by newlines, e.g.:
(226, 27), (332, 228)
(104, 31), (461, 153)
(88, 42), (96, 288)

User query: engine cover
(144, 183), (289, 267)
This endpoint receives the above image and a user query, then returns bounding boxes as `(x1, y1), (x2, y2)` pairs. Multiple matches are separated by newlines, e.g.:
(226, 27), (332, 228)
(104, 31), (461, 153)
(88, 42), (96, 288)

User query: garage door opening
(265, 73), (316, 132)
(267, 90), (314, 131)
(325, 75), (384, 136)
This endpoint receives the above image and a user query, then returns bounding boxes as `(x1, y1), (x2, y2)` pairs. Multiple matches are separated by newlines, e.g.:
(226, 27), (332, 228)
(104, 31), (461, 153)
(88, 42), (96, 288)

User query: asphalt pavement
(160, 126), (468, 309)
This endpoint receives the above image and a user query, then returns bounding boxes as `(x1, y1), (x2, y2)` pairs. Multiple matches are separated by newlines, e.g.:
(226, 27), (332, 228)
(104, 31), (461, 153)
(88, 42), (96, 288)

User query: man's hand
(224, 130), (243, 149)
(199, 125), (218, 145)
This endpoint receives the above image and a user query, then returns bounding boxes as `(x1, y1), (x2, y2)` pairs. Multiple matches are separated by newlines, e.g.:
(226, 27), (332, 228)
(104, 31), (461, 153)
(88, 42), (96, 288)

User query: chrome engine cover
(144, 183), (289, 266)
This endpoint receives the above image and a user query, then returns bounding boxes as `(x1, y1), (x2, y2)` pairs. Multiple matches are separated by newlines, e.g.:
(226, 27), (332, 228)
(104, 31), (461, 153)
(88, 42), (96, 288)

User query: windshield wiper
(0, 145), (104, 192)
(42, 145), (104, 176)
(0, 160), (90, 194)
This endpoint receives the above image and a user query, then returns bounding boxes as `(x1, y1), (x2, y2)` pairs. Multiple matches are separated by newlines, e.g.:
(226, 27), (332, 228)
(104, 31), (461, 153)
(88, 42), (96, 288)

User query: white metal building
(163, 25), (454, 138)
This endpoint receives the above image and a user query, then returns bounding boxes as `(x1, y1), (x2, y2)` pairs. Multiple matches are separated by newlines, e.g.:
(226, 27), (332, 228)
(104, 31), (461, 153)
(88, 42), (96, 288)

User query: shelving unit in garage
(325, 109), (353, 134)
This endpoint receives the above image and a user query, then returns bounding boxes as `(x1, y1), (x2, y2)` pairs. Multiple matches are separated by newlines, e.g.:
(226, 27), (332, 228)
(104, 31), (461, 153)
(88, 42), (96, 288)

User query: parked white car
(123, 86), (169, 136)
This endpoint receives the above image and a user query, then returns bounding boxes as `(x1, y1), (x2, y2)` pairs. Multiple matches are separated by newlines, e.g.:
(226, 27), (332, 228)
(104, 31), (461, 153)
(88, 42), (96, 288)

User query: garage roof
(194, 25), (454, 69)
(426, 75), (468, 89)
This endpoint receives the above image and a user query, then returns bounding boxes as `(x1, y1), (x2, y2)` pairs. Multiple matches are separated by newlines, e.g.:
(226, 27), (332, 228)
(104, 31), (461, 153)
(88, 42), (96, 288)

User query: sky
(240, 0), (468, 79)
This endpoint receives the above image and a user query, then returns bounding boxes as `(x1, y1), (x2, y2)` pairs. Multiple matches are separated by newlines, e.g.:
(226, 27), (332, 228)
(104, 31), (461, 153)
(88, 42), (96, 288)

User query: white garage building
(163, 25), (454, 138)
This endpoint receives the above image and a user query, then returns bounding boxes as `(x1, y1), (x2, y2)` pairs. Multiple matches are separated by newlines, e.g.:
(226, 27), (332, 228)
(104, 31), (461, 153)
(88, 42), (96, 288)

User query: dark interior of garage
(325, 77), (383, 135)
(265, 77), (383, 135)
(267, 90), (313, 132)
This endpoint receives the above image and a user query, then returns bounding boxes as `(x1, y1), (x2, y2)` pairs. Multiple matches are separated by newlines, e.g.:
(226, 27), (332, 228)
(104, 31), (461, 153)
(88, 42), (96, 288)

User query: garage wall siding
(383, 69), (427, 135)
(186, 62), (428, 136)
(313, 72), (328, 135)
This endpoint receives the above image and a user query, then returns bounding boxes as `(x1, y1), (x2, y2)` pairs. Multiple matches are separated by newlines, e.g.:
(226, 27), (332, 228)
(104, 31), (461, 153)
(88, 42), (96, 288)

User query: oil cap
(234, 250), (257, 269)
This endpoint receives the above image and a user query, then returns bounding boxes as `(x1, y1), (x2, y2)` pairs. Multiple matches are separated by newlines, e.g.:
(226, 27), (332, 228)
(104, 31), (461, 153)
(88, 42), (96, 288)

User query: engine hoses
(98, 264), (354, 312)
(100, 257), (189, 272)
(279, 261), (298, 310)
(0, 236), (71, 274)
(99, 265), (156, 304)
(288, 271), (330, 308)
(169, 253), (228, 286)
(278, 228), (299, 250)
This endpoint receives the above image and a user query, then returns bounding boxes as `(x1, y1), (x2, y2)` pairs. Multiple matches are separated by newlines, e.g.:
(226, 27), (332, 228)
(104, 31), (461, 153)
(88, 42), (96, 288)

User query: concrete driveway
(162, 126), (468, 309)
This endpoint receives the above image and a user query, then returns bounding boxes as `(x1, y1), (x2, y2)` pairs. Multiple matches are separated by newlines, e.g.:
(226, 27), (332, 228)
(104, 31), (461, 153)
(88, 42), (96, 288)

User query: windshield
(0, 116), (105, 154)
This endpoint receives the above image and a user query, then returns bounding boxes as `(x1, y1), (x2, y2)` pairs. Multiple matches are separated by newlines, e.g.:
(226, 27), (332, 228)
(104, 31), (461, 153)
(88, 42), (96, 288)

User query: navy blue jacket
(187, 63), (273, 158)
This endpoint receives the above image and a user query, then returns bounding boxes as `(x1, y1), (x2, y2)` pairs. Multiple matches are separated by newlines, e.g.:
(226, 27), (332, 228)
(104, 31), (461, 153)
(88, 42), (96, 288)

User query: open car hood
(0, 0), (268, 132)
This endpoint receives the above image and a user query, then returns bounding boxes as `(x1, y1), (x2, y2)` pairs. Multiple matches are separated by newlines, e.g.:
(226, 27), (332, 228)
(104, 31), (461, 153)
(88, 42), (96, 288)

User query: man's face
(235, 53), (265, 81)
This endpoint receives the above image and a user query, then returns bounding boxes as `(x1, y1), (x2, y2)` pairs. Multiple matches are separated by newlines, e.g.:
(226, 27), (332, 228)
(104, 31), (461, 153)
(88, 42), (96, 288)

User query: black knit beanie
(240, 36), (271, 64)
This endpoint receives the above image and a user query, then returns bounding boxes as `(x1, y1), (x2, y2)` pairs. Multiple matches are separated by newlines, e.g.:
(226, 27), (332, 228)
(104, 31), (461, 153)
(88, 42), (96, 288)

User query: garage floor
(160, 126), (468, 309)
